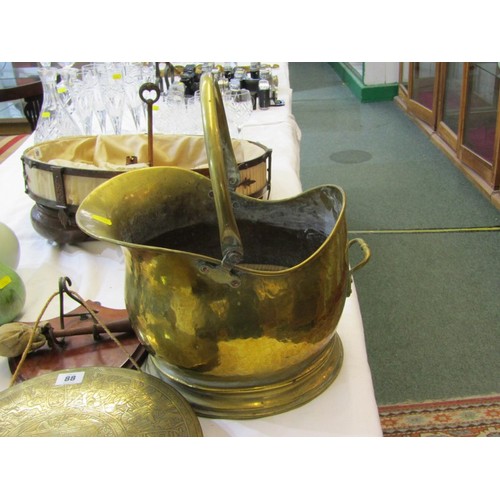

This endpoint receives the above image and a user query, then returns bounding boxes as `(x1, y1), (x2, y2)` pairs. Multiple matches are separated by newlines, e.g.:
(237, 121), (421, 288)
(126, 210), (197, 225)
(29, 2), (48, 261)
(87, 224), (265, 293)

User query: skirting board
(330, 62), (398, 103)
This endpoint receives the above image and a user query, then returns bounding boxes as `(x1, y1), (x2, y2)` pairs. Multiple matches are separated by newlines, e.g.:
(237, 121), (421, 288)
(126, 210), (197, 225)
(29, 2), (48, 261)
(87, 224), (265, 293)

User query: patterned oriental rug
(378, 394), (500, 437)
(0, 134), (29, 164)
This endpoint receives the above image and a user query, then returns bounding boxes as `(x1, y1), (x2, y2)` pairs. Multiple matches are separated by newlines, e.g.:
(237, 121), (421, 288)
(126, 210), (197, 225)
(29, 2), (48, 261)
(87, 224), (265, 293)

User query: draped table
(0, 63), (382, 436)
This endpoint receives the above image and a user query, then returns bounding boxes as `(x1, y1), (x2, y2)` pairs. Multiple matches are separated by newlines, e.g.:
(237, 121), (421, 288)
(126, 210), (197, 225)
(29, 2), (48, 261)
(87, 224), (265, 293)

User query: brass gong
(0, 366), (202, 437)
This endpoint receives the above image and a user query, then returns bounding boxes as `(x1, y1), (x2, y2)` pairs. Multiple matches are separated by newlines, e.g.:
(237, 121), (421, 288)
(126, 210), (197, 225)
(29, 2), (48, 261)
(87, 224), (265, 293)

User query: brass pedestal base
(144, 333), (343, 419)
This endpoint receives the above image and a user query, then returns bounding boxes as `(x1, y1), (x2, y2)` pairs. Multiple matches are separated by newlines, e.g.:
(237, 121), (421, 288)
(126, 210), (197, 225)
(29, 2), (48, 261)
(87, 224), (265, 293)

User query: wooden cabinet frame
(397, 62), (500, 203)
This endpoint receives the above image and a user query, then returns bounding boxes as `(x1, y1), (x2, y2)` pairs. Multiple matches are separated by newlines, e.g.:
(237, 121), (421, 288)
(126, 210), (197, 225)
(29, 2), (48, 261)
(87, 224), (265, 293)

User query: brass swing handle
(200, 73), (244, 266)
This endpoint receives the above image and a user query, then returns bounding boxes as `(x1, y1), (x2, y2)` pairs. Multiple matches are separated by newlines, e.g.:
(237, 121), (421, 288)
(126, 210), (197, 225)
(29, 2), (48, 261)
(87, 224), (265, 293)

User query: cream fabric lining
(25, 134), (249, 168)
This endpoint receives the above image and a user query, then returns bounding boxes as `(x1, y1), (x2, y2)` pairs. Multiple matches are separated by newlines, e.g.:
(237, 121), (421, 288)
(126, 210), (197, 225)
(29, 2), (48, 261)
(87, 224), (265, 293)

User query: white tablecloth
(0, 63), (382, 436)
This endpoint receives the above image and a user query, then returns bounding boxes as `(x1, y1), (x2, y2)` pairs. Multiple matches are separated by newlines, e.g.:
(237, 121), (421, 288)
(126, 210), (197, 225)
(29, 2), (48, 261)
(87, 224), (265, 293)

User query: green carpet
(351, 231), (500, 404)
(289, 63), (500, 405)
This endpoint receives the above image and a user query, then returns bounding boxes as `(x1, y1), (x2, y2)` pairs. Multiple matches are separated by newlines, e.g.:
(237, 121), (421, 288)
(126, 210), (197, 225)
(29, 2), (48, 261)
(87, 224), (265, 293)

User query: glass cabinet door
(436, 63), (465, 150)
(442, 63), (464, 135)
(405, 62), (438, 128)
(462, 62), (499, 165)
(412, 62), (436, 110)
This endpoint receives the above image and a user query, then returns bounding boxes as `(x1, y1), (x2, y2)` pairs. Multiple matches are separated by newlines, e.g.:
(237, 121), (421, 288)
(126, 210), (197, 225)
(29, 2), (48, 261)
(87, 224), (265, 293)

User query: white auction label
(55, 371), (85, 386)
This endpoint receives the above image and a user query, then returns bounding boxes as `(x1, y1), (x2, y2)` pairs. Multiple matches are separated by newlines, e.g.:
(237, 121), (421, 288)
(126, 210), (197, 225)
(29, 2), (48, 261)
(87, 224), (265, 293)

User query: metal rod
(139, 82), (161, 167)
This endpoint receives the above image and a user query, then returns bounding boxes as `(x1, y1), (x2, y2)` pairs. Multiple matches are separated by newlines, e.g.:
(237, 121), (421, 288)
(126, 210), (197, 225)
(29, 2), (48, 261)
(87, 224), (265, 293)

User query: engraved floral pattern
(0, 367), (202, 437)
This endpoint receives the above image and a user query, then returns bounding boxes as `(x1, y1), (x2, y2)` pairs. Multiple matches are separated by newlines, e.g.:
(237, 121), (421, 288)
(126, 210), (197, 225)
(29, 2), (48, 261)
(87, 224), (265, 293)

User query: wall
(363, 63), (399, 86)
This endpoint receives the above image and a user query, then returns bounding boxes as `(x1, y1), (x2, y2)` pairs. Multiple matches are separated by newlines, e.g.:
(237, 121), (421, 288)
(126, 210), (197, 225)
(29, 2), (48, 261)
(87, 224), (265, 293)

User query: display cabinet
(396, 62), (499, 206)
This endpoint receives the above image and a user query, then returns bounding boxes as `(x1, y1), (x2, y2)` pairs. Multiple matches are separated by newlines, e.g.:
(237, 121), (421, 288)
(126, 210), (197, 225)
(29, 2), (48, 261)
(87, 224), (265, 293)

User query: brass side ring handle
(344, 238), (371, 297)
(347, 238), (371, 273)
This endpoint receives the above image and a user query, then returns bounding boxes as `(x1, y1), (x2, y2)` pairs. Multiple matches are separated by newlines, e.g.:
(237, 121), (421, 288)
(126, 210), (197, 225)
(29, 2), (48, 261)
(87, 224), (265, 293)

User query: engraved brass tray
(0, 367), (203, 437)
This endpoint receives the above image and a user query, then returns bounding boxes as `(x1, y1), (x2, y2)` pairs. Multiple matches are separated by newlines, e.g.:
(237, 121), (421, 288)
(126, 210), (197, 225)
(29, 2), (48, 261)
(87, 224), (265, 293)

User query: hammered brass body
(75, 75), (368, 418)
(76, 167), (351, 418)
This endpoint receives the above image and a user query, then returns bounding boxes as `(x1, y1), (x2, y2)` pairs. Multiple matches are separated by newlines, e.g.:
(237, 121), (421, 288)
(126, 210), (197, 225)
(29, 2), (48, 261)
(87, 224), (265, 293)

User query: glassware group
(34, 62), (276, 144)
(33, 62), (156, 144)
